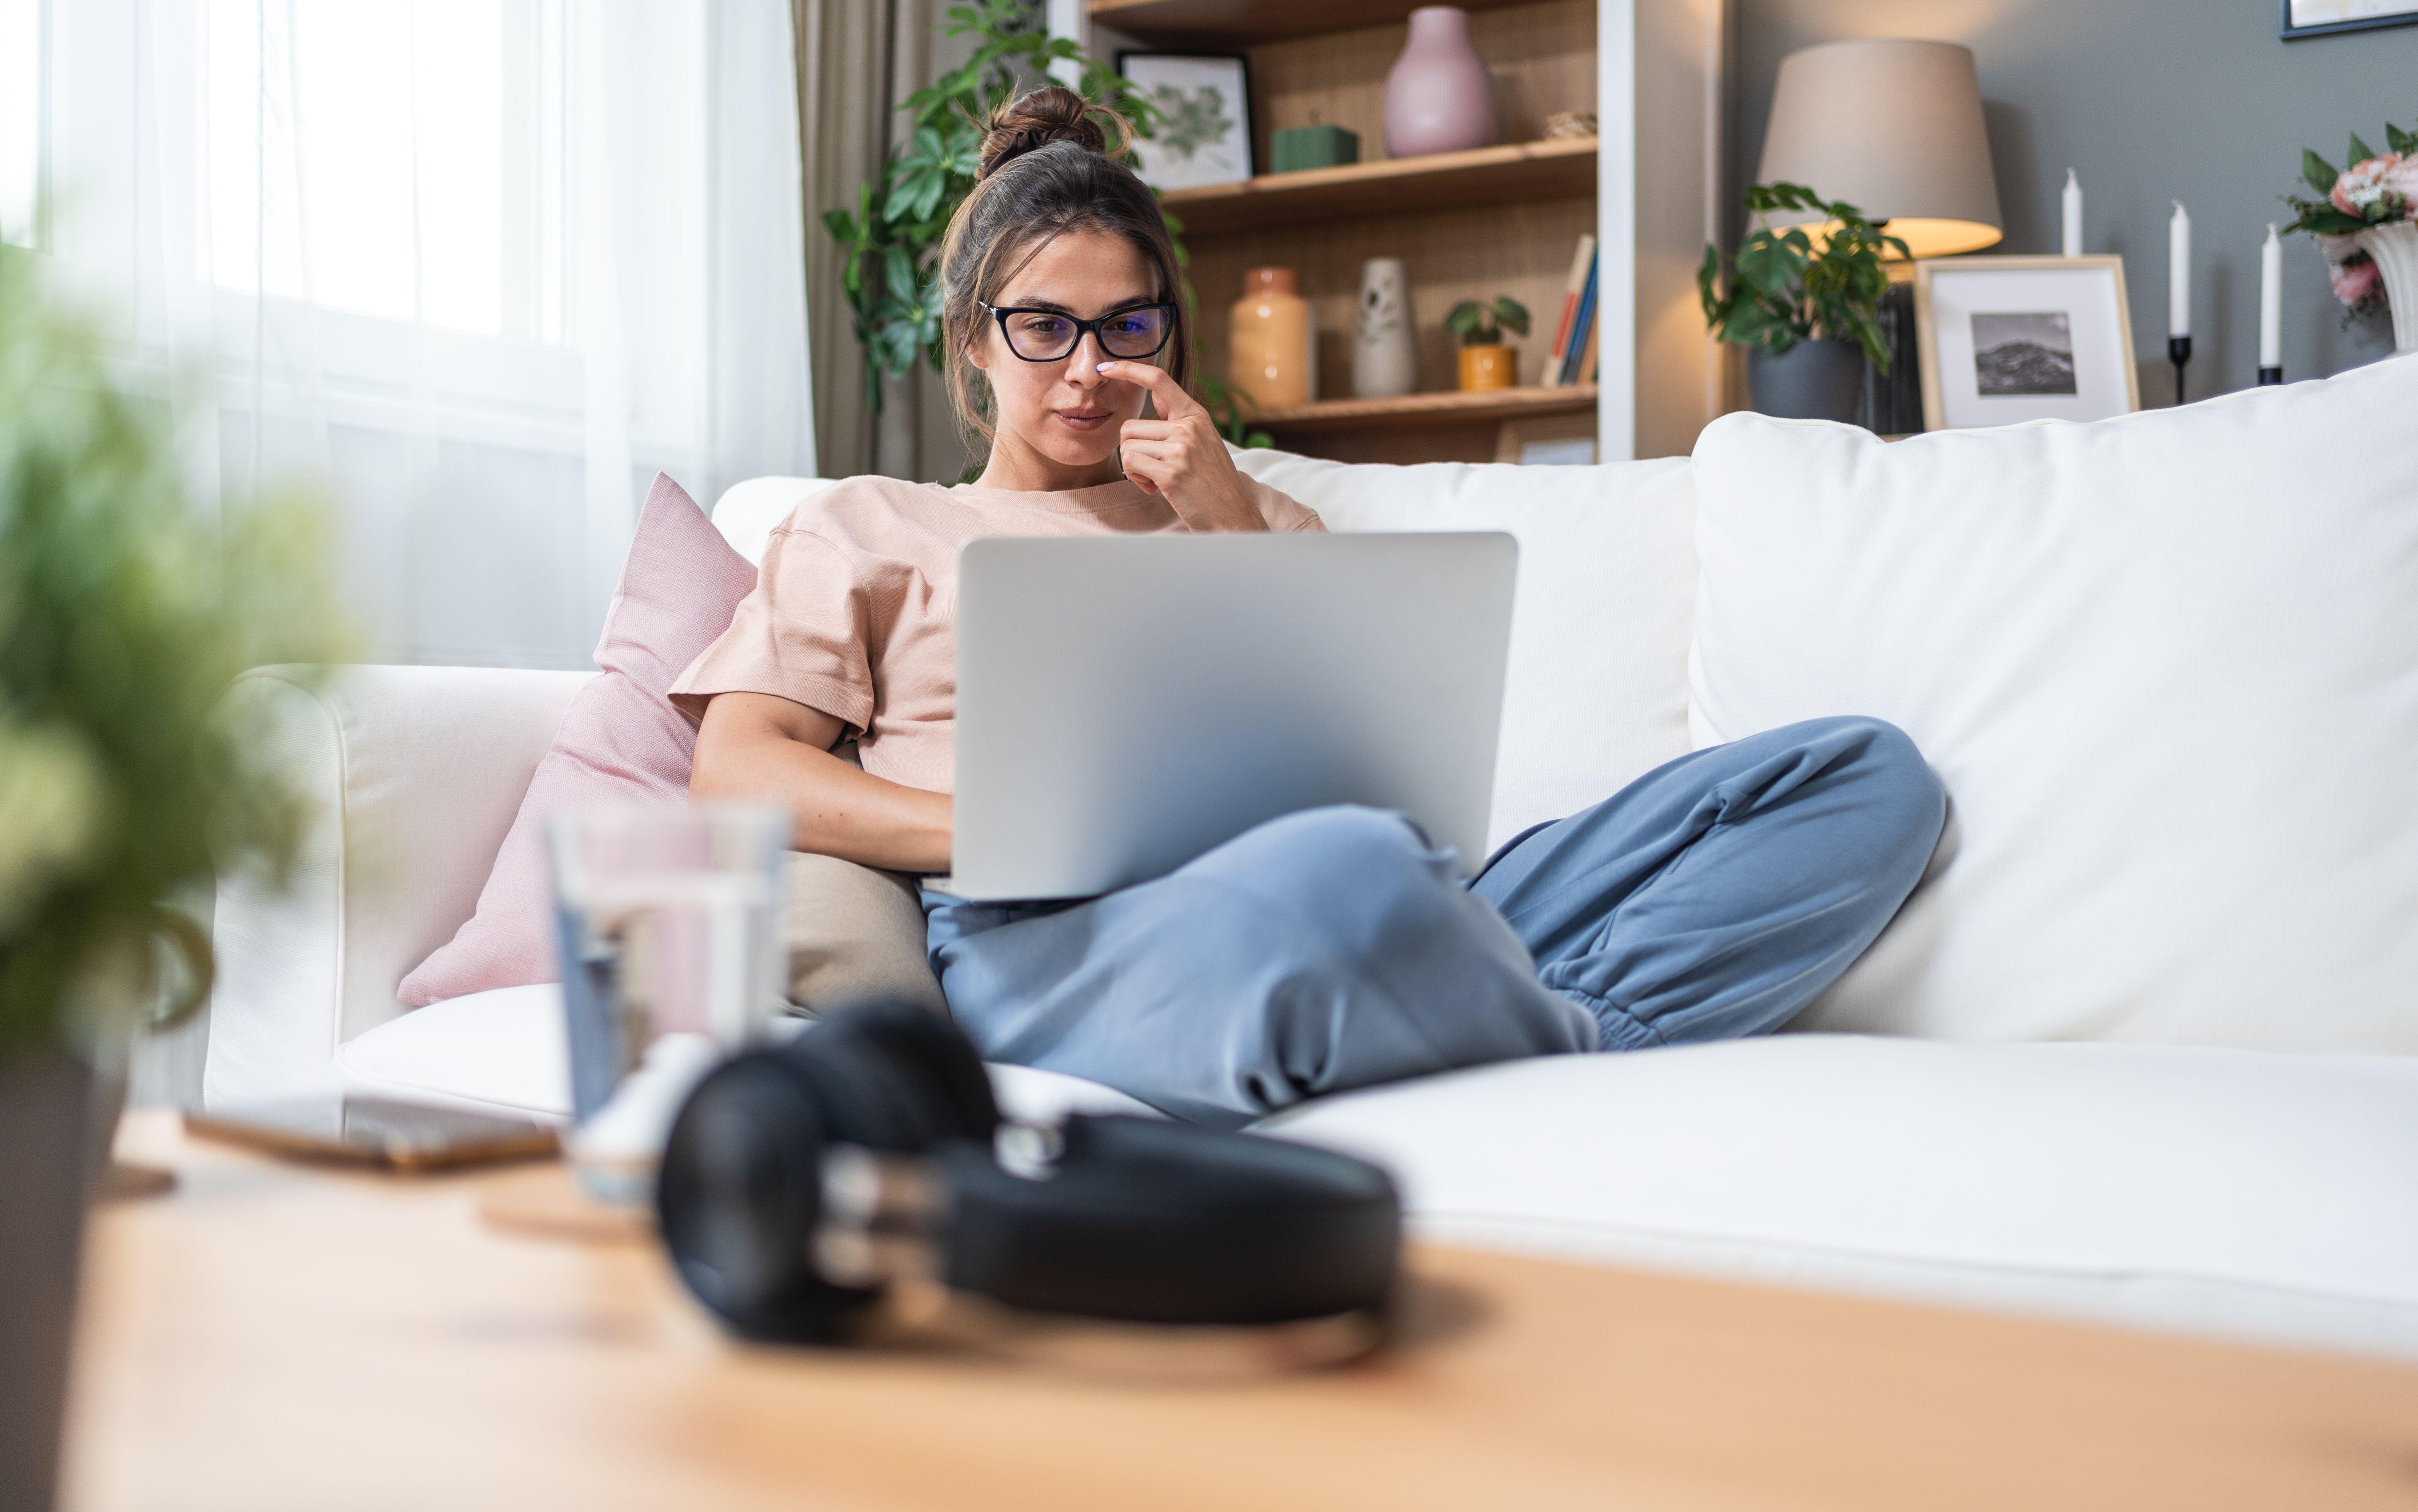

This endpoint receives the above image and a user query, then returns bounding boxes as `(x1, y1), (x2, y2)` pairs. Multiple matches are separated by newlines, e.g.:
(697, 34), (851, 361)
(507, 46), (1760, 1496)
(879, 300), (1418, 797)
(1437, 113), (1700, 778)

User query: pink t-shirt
(670, 474), (1324, 793)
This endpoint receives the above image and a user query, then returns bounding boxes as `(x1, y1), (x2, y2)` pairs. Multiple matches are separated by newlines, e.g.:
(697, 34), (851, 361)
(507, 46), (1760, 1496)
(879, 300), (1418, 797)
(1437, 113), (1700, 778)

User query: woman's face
(968, 229), (1163, 475)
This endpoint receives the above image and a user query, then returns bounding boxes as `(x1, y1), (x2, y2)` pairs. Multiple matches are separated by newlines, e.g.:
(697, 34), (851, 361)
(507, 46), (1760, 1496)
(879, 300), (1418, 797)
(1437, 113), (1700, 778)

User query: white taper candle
(2259, 223), (2282, 371)
(2168, 201), (2191, 338)
(2061, 170), (2082, 258)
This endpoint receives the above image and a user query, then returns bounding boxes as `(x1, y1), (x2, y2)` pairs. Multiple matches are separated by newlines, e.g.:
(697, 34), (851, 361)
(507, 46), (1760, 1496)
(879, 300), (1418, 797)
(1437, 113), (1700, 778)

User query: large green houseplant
(824, 0), (1270, 454)
(0, 250), (339, 1512)
(1698, 182), (1910, 422)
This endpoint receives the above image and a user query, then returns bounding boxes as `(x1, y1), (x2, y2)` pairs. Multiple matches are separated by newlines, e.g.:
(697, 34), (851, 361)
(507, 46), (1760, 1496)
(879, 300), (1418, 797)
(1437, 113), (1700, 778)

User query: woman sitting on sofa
(672, 85), (1945, 1128)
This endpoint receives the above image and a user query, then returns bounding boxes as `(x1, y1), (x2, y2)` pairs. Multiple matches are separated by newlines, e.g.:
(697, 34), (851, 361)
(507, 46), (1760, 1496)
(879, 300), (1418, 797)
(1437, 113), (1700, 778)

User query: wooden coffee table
(61, 1113), (2418, 1511)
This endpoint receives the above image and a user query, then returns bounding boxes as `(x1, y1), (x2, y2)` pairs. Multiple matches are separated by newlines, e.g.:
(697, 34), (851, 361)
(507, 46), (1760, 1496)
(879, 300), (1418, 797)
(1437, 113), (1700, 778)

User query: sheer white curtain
(39, 0), (814, 669)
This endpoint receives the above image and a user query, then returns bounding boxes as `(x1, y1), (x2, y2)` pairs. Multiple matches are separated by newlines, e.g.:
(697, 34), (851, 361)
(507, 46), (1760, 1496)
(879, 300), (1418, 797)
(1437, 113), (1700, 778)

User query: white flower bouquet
(2284, 121), (2417, 318)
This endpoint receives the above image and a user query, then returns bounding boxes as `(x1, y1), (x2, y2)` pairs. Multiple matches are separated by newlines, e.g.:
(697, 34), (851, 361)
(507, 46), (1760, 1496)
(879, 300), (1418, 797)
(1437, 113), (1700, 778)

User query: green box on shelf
(1271, 123), (1360, 174)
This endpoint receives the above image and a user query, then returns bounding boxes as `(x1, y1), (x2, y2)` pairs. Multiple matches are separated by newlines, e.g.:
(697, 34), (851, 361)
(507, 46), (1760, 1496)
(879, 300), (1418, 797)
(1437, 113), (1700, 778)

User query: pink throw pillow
(397, 473), (760, 1006)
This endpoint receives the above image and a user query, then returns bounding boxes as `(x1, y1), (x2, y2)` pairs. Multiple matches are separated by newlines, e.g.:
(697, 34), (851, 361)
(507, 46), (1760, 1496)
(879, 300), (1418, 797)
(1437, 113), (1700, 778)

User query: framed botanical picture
(2281, 0), (2418, 39)
(1912, 255), (2141, 431)
(1117, 52), (1255, 191)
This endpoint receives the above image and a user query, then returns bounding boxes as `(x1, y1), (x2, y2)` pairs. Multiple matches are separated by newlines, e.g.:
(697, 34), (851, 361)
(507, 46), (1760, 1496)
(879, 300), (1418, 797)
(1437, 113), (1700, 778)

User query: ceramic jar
(1457, 344), (1515, 391)
(1353, 259), (1417, 398)
(1229, 267), (1316, 408)
(1385, 7), (1497, 159)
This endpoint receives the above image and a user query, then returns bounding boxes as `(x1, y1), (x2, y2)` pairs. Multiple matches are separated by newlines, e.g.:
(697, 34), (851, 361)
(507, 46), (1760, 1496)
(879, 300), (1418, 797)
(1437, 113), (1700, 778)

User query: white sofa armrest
(202, 665), (593, 1108)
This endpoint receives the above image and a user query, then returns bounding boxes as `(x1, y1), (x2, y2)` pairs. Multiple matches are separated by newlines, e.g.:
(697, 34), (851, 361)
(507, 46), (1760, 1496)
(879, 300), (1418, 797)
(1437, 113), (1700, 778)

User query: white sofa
(202, 394), (2418, 1363)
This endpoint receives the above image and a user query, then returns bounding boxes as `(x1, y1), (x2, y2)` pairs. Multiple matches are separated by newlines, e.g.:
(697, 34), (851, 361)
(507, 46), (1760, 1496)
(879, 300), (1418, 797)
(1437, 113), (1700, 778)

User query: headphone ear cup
(656, 1001), (999, 1343)
(656, 1047), (869, 1342)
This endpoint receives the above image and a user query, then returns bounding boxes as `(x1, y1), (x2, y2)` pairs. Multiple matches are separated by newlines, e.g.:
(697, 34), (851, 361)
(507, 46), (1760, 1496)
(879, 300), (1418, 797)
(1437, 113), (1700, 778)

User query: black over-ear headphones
(656, 1002), (1403, 1361)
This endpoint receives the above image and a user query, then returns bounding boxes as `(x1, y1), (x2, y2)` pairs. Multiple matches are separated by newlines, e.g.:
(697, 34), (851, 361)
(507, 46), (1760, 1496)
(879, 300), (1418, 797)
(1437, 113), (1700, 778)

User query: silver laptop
(948, 532), (1518, 900)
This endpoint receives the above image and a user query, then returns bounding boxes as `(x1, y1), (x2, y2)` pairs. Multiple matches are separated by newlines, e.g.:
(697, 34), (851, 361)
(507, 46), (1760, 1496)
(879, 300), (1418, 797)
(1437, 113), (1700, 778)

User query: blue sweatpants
(924, 717), (1947, 1128)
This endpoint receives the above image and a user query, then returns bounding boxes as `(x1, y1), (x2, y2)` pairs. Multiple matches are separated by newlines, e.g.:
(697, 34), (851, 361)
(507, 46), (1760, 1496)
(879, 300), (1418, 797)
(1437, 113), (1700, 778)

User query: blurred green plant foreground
(0, 251), (345, 1063)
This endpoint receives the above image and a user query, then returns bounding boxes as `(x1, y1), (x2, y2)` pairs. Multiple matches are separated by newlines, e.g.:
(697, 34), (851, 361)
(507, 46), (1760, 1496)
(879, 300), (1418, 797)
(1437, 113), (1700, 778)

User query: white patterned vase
(2356, 219), (2418, 354)
(1353, 258), (1417, 398)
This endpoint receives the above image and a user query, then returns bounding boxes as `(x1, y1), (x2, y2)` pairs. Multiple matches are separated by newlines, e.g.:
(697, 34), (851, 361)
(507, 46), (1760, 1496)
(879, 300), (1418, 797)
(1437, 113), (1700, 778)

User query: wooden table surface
(61, 1112), (2418, 1512)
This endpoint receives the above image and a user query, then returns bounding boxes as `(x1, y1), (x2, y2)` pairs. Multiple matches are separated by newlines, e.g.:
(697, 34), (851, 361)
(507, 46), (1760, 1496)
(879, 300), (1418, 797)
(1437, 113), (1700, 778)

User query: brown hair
(937, 85), (1190, 453)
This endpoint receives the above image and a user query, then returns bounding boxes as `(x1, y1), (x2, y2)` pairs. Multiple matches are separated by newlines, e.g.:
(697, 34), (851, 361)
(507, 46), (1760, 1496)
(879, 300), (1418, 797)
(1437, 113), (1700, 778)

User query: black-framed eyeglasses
(979, 301), (1176, 362)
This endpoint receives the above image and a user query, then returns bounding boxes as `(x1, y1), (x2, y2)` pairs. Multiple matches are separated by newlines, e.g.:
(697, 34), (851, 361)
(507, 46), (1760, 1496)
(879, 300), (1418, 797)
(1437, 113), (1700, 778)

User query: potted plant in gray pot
(1698, 182), (1908, 423)
(0, 252), (337, 1511)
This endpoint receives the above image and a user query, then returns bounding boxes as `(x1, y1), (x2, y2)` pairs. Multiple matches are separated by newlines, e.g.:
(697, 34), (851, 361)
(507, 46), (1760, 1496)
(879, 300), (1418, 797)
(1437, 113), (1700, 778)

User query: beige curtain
(793, 0), (971, 482)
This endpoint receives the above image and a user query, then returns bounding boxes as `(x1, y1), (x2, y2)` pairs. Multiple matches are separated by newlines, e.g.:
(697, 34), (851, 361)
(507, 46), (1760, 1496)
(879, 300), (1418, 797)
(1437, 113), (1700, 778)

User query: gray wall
(1735, 0), (2416, 400)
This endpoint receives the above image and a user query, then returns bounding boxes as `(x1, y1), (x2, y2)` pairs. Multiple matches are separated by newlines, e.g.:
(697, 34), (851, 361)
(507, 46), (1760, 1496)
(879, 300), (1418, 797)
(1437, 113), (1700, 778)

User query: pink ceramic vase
(1384, 7), (1497, 158)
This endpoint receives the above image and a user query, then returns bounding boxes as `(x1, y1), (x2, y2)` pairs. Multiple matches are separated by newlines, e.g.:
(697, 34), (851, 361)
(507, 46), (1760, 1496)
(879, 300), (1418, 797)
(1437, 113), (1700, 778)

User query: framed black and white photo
(1913, 255), (2141, 430)
(2281, 0), (2418, 40)
(1117, 52), (1254, 191)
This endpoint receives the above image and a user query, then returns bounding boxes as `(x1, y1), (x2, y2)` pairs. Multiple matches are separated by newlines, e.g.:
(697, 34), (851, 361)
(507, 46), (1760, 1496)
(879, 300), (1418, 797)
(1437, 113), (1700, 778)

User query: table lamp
(1754, 39), (2002, 258)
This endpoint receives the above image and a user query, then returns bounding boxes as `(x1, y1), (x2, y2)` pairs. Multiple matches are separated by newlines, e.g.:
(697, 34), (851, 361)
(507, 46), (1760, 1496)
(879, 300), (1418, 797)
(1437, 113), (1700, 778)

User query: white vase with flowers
(2287, 121), (2418, 353)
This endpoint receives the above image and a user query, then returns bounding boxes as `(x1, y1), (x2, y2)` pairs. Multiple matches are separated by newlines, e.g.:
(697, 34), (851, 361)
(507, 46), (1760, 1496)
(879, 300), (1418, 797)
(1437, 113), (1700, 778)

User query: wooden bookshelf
(1162, 138), (1595, 237)
(1103, 0), (1598, 464)
(1093, 0), (1541, 45)
(1247, 383), (1598, 434)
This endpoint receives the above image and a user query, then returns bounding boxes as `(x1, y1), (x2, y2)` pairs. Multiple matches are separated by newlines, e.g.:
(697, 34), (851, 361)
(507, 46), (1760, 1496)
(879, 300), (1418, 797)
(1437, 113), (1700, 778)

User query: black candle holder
(2168, 335), (2192, 406)
(2257, 365), (2284, 386)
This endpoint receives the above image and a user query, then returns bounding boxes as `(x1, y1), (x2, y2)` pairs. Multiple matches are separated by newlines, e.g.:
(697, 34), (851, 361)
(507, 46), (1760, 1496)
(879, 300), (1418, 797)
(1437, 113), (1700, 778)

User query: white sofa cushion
(1689, 354), (2418, 1051)
(1266, 1036), (2418, 1359)
(336, 984), (1159, 1125)
(348, 991), (2418, 1358)
(1232, 449), (1698, 851)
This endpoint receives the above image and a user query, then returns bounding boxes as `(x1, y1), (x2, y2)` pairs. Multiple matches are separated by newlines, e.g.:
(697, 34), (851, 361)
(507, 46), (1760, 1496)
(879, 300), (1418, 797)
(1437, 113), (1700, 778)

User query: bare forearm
(690, 698), (952, 873)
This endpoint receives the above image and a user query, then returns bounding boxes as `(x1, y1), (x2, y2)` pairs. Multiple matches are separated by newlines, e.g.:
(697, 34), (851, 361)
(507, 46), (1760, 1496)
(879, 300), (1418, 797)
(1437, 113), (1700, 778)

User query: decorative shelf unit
(1087, 0), (1601, 464)
(1160, 138), (1596, 236)
(1248, 383), (1598, 432)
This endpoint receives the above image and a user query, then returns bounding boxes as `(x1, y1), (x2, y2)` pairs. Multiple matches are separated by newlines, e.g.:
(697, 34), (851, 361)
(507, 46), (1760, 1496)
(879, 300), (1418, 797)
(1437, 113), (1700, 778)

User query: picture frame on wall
(2281, 0), (2418, 39)
(1117, 52), (1255, 191)
(1912, 255), (2141, 432)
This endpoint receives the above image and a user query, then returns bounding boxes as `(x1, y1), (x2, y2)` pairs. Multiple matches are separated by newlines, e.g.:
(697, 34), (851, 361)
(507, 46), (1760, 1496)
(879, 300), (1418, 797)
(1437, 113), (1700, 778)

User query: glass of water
(547, 804), (790, 1126)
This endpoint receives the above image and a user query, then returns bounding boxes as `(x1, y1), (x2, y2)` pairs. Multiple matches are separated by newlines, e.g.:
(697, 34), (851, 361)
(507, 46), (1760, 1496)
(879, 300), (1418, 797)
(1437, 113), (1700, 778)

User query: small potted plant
(1698, 183), (1907, 422)
(0, 253), (339, 1512)
(1445, 295), (1531, 391)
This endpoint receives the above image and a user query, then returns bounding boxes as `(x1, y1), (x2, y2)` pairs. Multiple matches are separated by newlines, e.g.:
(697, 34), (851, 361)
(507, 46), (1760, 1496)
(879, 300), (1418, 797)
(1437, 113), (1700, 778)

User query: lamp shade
(1755, 39), (2002, 258)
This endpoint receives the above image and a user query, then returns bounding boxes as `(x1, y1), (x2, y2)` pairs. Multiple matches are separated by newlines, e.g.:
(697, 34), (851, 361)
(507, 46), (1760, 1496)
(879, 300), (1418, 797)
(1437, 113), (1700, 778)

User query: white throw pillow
(1233, 449), (1697, 851)
(1688, 353), (2418, 1052)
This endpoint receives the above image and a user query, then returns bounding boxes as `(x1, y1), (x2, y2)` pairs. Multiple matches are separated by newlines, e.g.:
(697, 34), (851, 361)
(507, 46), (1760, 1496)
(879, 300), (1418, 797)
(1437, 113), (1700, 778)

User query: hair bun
(978, 85), (1124, 180)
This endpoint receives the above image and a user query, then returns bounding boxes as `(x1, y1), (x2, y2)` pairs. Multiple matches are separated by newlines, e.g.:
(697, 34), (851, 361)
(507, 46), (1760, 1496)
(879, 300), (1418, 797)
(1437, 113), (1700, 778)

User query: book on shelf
(1542, 233), (1595, 387)
(1574, 305), (1601, 386)
(1556, 251), (1599, 387)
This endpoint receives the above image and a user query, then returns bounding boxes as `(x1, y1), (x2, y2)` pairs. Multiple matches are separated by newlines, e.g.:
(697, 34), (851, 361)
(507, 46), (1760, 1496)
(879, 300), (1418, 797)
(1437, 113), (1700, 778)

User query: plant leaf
(2304, 149), (2340, 195)
(2290, 206), (2369, 236)
(2349, 131), (2377, 165)
(1697, 244), (1729, 326)
(2390, 121), (2417, 156)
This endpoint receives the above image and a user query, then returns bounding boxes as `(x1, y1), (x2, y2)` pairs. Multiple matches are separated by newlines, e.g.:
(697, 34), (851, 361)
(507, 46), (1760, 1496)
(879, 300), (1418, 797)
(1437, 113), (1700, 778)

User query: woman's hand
(1098, 360), (1268, 533)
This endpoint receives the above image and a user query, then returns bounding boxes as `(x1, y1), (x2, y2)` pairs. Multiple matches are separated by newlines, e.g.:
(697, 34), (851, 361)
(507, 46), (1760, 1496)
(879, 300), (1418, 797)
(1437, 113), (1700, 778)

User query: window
(28, 0), (812, 670)
(204, 0), (566, 341)
(1, 0), (43, 247)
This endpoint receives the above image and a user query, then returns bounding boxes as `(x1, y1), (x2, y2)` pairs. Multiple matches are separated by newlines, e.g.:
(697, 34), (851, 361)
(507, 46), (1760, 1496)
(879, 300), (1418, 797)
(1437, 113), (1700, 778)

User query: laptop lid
(950, 532), (1517, 901)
